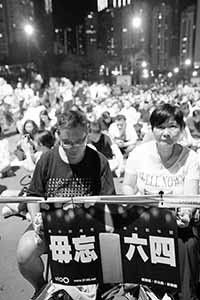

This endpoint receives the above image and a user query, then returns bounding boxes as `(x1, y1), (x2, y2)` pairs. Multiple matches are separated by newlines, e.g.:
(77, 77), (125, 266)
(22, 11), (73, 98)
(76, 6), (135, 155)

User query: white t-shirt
(125, 141), (200, 195)
(108, 122), (138, 143)
(120, 107), (140, 125)
(0, 139), (10, 172)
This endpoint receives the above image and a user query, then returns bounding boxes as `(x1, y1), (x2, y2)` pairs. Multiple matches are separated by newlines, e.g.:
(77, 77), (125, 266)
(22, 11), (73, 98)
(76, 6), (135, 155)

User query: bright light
(167, 72), (173, 78)
(142, 73), (149, 79)
(24, 24), (34, 36)
(192, 70), (198, 77)
(173, 67), (179, 73)
(141, 61), (147, 68)
(142, 68), (149, 79)
(150, 70), (154, 77)
(112, 69), (120, 76)
(132, 16), (142, 29)
(143, 68), (148, 74)
(185, 58), (191, 66)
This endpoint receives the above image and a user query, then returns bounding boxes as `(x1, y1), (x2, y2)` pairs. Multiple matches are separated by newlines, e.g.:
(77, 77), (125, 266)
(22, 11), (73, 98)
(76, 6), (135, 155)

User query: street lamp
(142, 68), (149, 79)
(24, 24), (34, 36)
(23, 23), (34, 62)
(184, 58), (192, 66)
(167, 72), (173, 78)
(173, 67), (179, 74)
(132, 16), (142, 29)
(141, 61), (147, 68)
(184, 58), (192, 81)
(192, 70), (198, 77)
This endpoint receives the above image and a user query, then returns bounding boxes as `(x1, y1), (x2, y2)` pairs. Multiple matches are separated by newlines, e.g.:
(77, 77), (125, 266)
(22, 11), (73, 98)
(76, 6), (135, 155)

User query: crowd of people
(1, 75), (200, 300)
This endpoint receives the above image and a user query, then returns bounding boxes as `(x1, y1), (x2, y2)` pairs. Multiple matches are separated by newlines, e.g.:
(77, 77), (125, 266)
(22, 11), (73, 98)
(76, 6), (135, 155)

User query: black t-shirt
(28, 145), (115, 199)
(90, 133), (113, 160)
(28, 145), (116, 225)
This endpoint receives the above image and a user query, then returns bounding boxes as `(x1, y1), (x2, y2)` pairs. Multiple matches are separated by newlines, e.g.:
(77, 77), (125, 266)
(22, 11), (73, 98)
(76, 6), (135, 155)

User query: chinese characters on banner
(42, 204), (180, 294)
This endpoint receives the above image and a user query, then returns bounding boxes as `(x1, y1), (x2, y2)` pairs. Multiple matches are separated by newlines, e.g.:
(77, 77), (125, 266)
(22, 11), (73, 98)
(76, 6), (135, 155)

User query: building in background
(33, 0), (54, 58)
(110, 0), (131, 8)
(194, 0), (200, 69)
(54, 28), (65, 55)
(0, 0), (9, 60)
(85, 11), (98, 57)
(168, 0), (181, 70)
(63, 27), (75, 54)
(179, 5), (195, 67)
(0, 0), (34, 63)
(54, 25), (85, 56)
(151, 2), (173, 72)
(121, 1), (151, 73)
(0, 0), (199, 81)
(76, 24), (85, 56)
(98, 7), (121, 58)
(0, 0), (54, 66)
(97, 0), (131, 11)
(98, 0), (108, 12)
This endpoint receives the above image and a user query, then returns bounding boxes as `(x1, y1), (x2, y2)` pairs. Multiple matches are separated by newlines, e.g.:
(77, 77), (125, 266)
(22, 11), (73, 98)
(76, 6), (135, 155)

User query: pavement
(0, 131), (123, 300)
(0, 132), (33, 300)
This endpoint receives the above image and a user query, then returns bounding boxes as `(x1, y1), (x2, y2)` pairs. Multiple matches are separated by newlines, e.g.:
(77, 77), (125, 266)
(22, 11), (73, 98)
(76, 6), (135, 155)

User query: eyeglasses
(60, 135), (87, 149)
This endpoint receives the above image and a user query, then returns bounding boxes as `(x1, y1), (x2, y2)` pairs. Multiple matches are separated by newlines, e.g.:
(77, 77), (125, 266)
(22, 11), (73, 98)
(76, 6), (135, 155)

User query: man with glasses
(17, 108), (116, 300)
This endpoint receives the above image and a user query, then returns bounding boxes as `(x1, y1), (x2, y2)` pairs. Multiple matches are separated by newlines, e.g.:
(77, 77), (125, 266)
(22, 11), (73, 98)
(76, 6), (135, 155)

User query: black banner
(42, 204), (180, 293)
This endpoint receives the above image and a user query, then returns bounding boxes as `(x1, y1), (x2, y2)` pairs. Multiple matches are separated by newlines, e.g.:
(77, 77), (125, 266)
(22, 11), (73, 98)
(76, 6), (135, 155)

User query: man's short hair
(58, 109), (88, 131)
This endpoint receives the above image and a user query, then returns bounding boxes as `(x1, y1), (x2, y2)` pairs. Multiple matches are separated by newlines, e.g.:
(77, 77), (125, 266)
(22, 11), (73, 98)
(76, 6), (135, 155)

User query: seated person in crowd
(14, 119), (39, 161)
(186, 106), (200, 150)
(120, 98), (140, 126)
(12, 129), (55, 172)
(108, 114), (138, 157)
(2, 130), (56, 219)
(0, 125), (12, 178)
(39, 109), (57, 132)
(88, 120), (124, 177)
(16, 109), (115, 300)
(16, 94), (45, 133)
(123, 103), (200, 300)
(98, 111), (113, 132)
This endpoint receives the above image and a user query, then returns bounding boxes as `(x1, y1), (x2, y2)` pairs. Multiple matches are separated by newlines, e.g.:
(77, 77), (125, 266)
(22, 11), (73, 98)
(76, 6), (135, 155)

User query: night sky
(52, 0), (196, 28)
(52, 0), (97, 27)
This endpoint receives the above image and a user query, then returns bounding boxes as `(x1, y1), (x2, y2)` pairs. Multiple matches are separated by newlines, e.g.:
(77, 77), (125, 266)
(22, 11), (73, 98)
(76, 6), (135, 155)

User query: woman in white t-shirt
(123, 103), (200, 300)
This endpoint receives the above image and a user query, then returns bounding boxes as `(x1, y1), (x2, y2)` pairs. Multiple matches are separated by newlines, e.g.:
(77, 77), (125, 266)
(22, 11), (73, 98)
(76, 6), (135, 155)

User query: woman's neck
(156, 143), (174, 162)
(156, 142), (182, 168)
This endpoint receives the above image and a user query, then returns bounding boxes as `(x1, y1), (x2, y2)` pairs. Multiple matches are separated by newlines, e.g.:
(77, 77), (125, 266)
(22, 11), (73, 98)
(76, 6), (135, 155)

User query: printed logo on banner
(42, 204), (180, 293)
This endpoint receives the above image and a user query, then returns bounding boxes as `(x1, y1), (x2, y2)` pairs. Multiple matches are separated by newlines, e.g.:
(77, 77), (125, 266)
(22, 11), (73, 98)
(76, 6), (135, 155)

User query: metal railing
(1, 194), (200, 208)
